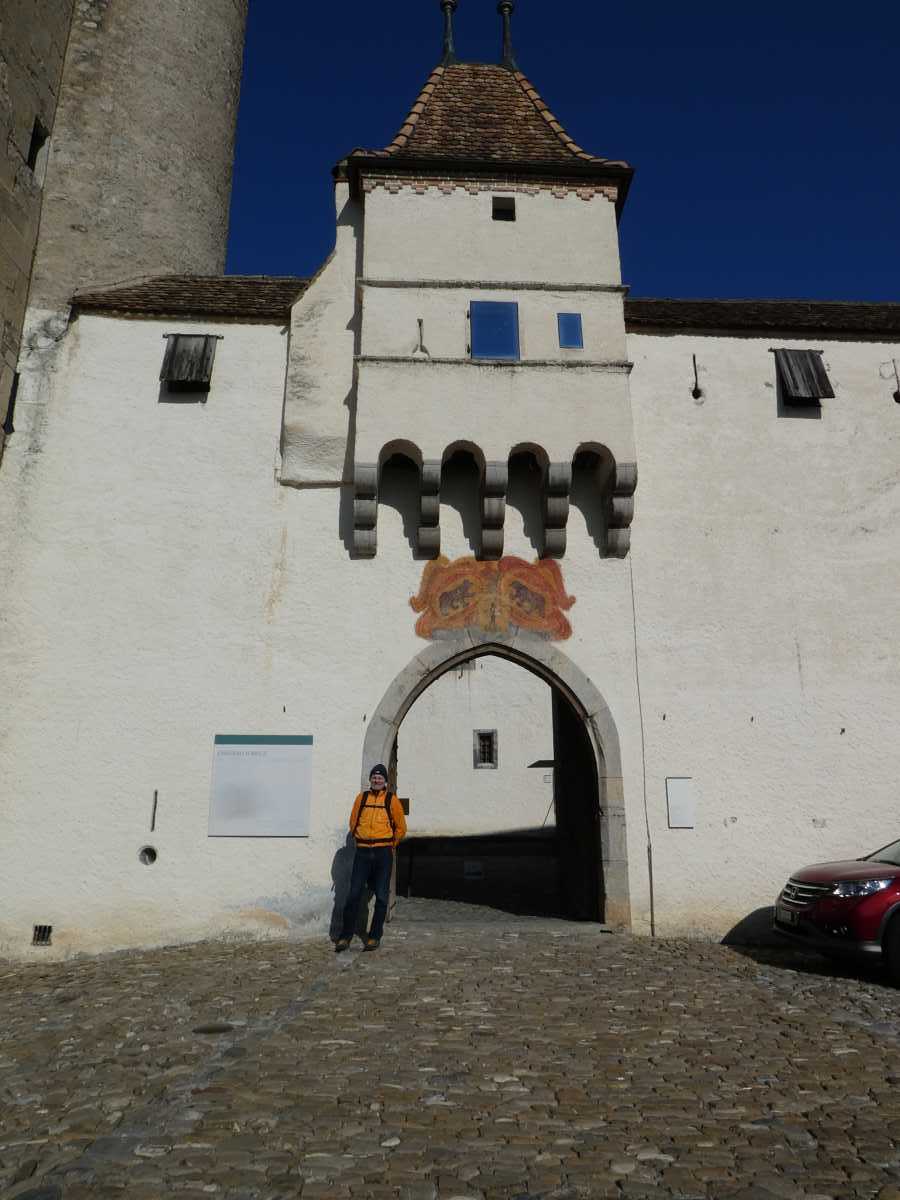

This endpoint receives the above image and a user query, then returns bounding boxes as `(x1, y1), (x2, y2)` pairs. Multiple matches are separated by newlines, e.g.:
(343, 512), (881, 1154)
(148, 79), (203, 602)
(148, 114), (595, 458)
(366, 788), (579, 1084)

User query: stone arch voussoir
(361, 632), (630, 928)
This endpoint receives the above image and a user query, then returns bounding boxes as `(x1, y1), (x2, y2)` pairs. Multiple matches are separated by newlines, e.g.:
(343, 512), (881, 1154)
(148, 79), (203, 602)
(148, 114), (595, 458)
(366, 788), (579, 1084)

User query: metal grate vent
(32, 924), (52, 946)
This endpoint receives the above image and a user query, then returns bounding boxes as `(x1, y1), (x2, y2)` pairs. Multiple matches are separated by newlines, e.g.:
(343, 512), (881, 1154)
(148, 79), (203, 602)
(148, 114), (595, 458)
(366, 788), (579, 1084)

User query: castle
(2, 1), (899, 959)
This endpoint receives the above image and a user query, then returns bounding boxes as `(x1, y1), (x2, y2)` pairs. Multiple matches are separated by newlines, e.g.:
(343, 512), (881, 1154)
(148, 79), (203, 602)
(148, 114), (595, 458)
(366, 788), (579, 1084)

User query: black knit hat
(369, 763), (388, 780)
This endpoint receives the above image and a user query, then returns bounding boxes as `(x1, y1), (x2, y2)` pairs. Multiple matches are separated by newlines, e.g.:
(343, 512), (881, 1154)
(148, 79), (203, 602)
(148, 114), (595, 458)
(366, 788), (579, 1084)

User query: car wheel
(883, 916), (900, 986)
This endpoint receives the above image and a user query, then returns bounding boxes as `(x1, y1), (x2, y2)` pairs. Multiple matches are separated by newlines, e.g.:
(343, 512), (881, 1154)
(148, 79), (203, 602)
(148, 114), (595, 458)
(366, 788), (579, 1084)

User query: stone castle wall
(27, 0), (249, 312)
(0, 0), (74, 451)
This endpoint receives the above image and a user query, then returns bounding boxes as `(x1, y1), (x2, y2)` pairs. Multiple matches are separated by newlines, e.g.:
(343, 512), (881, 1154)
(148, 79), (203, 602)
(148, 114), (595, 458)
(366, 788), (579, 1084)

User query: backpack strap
(352, 791), (370, 836)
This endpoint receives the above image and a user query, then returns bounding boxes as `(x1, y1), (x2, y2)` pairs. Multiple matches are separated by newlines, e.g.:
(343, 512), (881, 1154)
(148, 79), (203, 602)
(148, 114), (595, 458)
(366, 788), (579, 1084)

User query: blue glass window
(558, 312), (584, 349)
(470, 301), (520, 361)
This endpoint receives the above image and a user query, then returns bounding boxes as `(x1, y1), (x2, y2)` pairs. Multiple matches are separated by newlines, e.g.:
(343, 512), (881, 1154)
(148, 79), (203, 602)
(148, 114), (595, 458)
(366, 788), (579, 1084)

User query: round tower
(28, 0), (249, 310)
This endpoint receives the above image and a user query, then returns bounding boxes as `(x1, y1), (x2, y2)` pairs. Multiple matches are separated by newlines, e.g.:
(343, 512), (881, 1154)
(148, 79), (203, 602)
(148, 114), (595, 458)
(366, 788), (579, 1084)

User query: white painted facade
(362, 187), (622, 286)
(628, 331), (900, 936)
(399, 657), (554, 836)
(3, 291), (900, 955)
(2, 55), (900, 959)
(281, 183), (633, 488)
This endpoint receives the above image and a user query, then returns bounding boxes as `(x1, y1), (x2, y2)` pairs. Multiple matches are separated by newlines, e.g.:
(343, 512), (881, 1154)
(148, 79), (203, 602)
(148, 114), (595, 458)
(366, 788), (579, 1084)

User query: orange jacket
(349, 790), (407, 848)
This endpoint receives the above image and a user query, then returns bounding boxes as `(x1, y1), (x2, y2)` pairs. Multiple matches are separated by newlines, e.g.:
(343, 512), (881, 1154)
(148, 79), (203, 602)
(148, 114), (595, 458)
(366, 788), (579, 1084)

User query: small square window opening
(2, 373), (20, 436)
(558, 312), (584, 350)
(473, 729), (498, 769)
(492, 196), (516, 222)
(470, 301), (520, 361)
(27, 118), (50, 182)
(160, 333), (221, 395)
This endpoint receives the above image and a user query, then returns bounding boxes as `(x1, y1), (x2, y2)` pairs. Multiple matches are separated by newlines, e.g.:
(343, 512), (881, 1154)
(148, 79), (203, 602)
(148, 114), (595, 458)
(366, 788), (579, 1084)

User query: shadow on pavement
(723, 905), (890, 986)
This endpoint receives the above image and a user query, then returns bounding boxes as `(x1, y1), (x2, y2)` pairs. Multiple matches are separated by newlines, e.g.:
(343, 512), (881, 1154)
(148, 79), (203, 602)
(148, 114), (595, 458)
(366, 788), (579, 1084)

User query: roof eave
(336, 154), (634, 217)
(624, 298), (900, 340)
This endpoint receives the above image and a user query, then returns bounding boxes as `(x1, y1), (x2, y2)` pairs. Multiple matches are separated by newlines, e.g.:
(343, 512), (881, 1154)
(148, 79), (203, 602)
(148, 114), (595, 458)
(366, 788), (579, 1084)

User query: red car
(774, 838), (900, 981)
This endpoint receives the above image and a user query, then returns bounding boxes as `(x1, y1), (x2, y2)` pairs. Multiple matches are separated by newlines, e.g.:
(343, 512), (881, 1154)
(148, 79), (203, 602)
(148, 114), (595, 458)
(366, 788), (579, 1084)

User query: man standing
(335, 764), (407, 952)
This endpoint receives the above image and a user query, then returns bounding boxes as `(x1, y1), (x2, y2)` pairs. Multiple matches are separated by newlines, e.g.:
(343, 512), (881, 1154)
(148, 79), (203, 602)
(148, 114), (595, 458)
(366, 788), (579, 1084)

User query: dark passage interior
(395, 669), (603, 921)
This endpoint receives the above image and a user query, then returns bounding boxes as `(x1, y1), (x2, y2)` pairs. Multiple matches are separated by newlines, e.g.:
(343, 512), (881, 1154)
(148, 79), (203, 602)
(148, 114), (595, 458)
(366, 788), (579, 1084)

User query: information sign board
(208, 735), (312, 837)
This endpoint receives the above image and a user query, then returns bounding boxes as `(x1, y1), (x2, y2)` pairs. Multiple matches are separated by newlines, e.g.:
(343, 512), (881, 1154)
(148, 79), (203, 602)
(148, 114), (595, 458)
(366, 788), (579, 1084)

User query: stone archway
(361, 630), (630, 928)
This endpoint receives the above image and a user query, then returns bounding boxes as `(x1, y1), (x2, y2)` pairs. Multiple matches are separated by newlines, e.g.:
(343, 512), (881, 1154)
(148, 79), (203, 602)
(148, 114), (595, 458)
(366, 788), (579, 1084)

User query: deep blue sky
(226, 2), (900, 301)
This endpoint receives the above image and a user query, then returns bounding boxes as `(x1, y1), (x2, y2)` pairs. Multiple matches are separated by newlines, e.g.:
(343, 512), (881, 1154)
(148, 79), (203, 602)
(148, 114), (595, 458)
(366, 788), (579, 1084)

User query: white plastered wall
(12, 173), (899, 955)
(8, 314), (897, 954)
(280, 180), (360, 486)
(355, 185), (631, 469)
(280, 181), (633, 488)
(355, 359), (634, 467)
(397, 657), (554, 835)
(0, 308), (648, 959)
(627, 330), (900, 937)
(360, 285), (626, 362)
(362, 186), (622, 286)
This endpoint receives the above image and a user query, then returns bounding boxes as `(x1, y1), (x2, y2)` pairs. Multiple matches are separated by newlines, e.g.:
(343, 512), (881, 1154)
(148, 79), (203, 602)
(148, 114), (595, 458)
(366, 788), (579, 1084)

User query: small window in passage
(558, 312), (584, 350)
(473, 729), (498, 769)
(492, 196), (516, 222)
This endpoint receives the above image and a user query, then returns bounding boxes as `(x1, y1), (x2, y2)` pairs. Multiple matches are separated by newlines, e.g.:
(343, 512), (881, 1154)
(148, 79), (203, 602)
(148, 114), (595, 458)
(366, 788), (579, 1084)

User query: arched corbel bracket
(417, 460), (441, 558)
(352, 463), (378, 557)
(481, 462), (508, 560)
(606, 462), (637, 558)
(543, 462), (572, 559)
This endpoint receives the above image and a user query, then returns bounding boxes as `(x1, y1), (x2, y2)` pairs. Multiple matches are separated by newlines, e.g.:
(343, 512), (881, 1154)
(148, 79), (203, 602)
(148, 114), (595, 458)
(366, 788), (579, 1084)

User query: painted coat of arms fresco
(410, 556), (576, 641)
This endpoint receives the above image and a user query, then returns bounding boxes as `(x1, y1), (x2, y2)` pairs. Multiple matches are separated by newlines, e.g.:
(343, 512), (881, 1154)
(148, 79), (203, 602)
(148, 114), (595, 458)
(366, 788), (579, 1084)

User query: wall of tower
(27, 0), (248, 313)
(0, 0), (74, 450)
(281, 181), (634, 488)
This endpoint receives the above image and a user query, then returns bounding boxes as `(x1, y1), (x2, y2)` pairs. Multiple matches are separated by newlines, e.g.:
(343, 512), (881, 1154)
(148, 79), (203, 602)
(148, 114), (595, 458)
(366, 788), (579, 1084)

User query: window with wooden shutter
(160, 334), (221, 394)
(772, 349), (834, 405)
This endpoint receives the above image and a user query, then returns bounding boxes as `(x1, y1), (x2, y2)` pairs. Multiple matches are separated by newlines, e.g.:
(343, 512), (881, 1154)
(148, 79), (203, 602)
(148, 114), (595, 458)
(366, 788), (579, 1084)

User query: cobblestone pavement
(4, 899), (900, 1200)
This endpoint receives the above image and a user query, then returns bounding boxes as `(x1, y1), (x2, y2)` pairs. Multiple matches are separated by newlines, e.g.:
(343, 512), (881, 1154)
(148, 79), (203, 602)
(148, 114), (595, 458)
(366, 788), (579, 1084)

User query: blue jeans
(340, 845), (393, 941)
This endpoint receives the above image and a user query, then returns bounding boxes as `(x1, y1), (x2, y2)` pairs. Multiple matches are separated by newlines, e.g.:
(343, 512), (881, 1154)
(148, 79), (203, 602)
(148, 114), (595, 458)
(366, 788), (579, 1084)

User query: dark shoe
(334, 938), (351, 953)
(363, 938), (380, 952)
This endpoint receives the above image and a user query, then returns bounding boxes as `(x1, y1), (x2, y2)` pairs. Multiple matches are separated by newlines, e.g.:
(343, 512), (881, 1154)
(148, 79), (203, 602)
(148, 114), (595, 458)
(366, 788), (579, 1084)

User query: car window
(865, 839), (900, 866)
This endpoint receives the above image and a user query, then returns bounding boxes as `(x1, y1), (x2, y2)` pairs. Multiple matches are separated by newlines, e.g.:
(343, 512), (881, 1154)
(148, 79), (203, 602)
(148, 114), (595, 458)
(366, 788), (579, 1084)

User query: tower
(1, 0), (249, 462)
(27, 0), (249, 316)
(281, 0), (638, 562)
(0, 0), (75, 453)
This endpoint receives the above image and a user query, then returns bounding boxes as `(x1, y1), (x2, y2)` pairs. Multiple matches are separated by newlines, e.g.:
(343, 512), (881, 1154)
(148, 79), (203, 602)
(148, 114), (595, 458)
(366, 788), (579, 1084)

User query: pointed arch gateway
(361, 632), (630, 928)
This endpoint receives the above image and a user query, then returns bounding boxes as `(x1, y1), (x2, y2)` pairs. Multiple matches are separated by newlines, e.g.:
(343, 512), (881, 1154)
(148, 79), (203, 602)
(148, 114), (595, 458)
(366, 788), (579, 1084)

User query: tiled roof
(625, 298), (900, 339)
(72, 277), (900, 341)
(73, 275), (309, 320)
(350, 62), (629, 172)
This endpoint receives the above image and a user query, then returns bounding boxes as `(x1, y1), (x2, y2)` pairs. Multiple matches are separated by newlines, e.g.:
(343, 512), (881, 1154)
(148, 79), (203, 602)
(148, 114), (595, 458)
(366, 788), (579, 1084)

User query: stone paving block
(5, 907), (900, 1199)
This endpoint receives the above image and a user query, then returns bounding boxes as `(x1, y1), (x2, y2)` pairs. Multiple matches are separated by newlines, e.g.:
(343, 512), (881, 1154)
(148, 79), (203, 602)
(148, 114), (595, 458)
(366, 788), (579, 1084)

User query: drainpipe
(629, 557), (655, 937)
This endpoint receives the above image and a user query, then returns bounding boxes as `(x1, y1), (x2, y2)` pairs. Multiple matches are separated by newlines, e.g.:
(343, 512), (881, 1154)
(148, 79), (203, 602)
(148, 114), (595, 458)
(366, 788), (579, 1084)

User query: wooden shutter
(773, 349), (834, 403)
(160, 334), (219, 391)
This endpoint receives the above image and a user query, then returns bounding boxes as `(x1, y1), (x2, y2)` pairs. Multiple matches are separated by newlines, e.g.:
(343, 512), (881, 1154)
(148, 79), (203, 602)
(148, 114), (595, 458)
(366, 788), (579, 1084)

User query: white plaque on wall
(209, 735), (312, 837)
(666, 777), (695, 829)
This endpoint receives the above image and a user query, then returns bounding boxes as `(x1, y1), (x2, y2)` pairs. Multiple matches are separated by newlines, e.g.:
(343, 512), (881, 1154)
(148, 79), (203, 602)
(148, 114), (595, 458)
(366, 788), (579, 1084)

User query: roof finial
(498, 1), (518, 70)
(440, 0), (458, 65)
